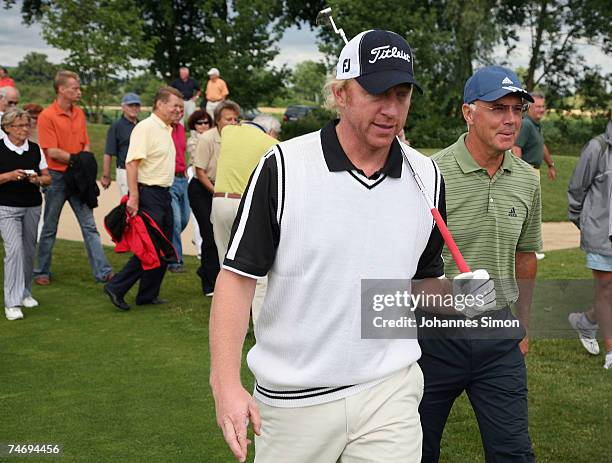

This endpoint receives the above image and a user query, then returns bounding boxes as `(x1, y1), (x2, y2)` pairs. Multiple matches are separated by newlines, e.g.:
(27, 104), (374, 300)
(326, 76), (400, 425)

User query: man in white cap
(209, 29), (496, 462)
(205, 67), (229, 120)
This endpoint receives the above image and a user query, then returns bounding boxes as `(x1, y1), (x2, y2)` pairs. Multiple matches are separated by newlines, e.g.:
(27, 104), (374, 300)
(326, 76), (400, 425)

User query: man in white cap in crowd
(205, 67), (229, 120)
(209, 29), (496, 462)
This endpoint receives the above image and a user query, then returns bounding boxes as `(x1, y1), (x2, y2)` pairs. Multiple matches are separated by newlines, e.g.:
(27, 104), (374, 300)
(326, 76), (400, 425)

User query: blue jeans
(34, 170), (113, 282)
(169, 175), (190, 266)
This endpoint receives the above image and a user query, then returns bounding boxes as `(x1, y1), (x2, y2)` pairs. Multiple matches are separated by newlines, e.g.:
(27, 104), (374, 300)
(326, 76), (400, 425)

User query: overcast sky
(1, 3), (609, 76)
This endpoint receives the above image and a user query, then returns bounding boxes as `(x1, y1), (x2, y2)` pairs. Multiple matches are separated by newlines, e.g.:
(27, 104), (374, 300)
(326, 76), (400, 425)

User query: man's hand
(101, 175), (111, 189)
(519, 336), (529, 355)
(452, 269), (496, 318)
(212, 383), (261, 462)
(547, 166), (557, 181)
(126, 195), (139, 218)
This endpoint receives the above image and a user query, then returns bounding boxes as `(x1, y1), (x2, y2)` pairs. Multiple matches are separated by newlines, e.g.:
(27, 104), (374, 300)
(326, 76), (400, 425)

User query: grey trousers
(0, 205), (41, 307)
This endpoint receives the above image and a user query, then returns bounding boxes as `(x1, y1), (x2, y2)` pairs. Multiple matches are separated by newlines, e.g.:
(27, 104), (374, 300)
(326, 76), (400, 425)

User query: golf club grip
(430, 207), (471, 274)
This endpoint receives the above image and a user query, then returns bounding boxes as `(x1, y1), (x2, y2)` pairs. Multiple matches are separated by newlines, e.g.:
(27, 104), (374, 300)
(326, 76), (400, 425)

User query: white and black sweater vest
(247, 130), (442, 407)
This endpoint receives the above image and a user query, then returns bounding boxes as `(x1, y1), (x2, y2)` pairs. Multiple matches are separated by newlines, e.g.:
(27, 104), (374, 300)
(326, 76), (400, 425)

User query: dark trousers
(188, 179), (219, 293)
(106, 185), (173, 304)
(418, 310), (535, 463)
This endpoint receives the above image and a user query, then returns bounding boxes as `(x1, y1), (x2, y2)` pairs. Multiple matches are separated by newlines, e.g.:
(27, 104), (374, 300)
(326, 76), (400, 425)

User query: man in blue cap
(420, 66), (542, 462)
(101, 92), (141, 195)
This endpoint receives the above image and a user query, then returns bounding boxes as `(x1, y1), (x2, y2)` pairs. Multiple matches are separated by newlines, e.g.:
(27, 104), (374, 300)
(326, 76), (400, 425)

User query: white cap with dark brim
(336, 29), (423, 95)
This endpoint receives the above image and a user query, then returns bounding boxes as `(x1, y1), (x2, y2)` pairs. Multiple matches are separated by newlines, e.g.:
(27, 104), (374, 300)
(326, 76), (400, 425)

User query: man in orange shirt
(0, 67), (15, 87)
(33, 71), (114, 285)
(205, 67), (229, 120)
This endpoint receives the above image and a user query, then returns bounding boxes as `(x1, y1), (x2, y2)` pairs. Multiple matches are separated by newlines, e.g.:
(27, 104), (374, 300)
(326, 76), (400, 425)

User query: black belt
(138, 183), (169, 191)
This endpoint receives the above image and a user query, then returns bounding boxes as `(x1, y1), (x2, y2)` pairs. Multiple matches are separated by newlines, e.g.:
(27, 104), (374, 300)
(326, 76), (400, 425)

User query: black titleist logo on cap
(360, 30), (413, 75)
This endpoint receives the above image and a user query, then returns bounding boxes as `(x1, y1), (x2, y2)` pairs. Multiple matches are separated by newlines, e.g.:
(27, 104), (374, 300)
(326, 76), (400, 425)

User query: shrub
(280, 108), (335, 141)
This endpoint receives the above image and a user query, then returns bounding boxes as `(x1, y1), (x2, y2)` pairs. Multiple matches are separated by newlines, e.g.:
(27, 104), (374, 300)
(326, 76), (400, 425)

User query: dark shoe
(35, 276), (50, 286)
(168, 265), (187, 273)
(100, 271), (116, 283)
(104, 284), (130, 311)
(136, 297), (168, 306)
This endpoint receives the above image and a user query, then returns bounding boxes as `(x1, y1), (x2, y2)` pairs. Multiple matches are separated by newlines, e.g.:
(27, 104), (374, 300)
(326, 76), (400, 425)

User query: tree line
(2, 0), (610, 124)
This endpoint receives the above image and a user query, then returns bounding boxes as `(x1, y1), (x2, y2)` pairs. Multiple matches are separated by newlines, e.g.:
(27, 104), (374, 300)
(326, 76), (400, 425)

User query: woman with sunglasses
(185, 110), (214, 265)
(0, 108), (51, 320)
(187, 110), (214, 157)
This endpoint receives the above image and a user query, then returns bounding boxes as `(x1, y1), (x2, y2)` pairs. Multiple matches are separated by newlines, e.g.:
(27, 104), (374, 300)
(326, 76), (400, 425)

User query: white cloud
(271, 25), (325, 69)
(0, 4), (68, 66)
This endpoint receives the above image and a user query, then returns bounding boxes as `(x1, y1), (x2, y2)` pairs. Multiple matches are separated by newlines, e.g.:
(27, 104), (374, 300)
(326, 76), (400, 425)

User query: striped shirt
(433, 133), (542, 308)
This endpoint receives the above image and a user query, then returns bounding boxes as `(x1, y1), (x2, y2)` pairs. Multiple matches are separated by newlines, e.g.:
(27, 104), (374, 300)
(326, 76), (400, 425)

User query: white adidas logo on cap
(502, 76), (513, 85)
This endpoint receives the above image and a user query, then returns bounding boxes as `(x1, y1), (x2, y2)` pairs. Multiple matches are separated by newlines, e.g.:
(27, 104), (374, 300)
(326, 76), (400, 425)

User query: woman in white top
(0, 108), (51, 320)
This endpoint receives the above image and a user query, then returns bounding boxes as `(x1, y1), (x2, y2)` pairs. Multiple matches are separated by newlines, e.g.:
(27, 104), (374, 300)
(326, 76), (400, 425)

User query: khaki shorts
(254, 363), (424, 463)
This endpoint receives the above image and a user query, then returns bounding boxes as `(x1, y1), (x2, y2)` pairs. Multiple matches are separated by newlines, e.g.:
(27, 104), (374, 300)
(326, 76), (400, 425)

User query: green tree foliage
(36, 0), (155, 122)
(137, 0), (287, 110)
(123, 72), (167, 107)
(289, 60), (327, 104)
(509, 0), (611, 92)
(575, 71), (611, 112)
(11, 52), (59, 85)
(311, 0), (502, 145)
(4, 0), (287, 111)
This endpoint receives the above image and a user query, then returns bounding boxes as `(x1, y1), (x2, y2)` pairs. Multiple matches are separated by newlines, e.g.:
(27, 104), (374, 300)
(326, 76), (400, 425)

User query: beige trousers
(254, 364), (424, 463)
(211, 196), (267, 323)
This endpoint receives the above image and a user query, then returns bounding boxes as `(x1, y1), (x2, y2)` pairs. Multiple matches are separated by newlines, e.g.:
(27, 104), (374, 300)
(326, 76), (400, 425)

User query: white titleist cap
(336, 29), (422, 95)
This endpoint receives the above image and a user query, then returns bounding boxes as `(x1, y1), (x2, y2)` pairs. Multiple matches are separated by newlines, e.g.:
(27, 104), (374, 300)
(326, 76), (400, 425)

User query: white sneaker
(22, 296), (39, 308)
(605, 352), (612, 370)
(568, 312), (600, 355)
(535, 252), (546, 260)
(5, 307), (24, 320)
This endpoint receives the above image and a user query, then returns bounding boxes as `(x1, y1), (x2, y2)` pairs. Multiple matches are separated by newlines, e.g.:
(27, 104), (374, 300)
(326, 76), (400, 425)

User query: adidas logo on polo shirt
(508, 207), (517, 217)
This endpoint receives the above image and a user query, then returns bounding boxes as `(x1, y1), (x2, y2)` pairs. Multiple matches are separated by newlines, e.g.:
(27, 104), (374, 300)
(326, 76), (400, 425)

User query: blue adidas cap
(463, 66), (533, 104)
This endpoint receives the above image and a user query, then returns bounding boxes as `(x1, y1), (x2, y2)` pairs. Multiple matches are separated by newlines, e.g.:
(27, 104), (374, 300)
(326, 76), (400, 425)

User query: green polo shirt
(515, 115), (544, 167)
(433, 133), (543, 308)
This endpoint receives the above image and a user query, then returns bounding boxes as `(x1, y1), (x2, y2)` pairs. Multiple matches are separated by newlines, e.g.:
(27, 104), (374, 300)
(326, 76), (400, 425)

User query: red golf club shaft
(430, 208), (471, 274)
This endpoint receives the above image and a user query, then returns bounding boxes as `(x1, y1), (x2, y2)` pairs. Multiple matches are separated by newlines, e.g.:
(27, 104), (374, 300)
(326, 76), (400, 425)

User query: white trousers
(206, 100), (221, 120)
(115, 168), (129, 197)
(0, 205), (41, 307)
(211, 196), (267, 323)
(254, 364), (424, 463)
(183, 100), (197, 125)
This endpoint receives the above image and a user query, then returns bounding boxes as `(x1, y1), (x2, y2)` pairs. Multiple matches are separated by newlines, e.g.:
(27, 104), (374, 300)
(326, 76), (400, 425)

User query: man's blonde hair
(54, 70), (79, 93)
(323, 76), (352, 114)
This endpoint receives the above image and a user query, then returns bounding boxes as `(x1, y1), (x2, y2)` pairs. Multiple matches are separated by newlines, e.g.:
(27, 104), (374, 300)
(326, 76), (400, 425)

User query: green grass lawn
(1, 241), (610, 462)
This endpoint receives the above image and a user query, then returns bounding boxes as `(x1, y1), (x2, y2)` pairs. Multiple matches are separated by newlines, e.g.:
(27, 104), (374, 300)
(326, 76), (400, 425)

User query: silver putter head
(315, 7), (333, 27)
(316, 7), (349, 44)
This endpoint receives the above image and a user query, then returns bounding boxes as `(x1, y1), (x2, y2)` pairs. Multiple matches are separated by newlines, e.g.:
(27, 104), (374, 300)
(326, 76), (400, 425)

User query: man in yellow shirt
(103, 87), (183, 311)
(211, 114), (279, 322)
(205, 67), (229, 120)
(189, 100), (240, 296)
